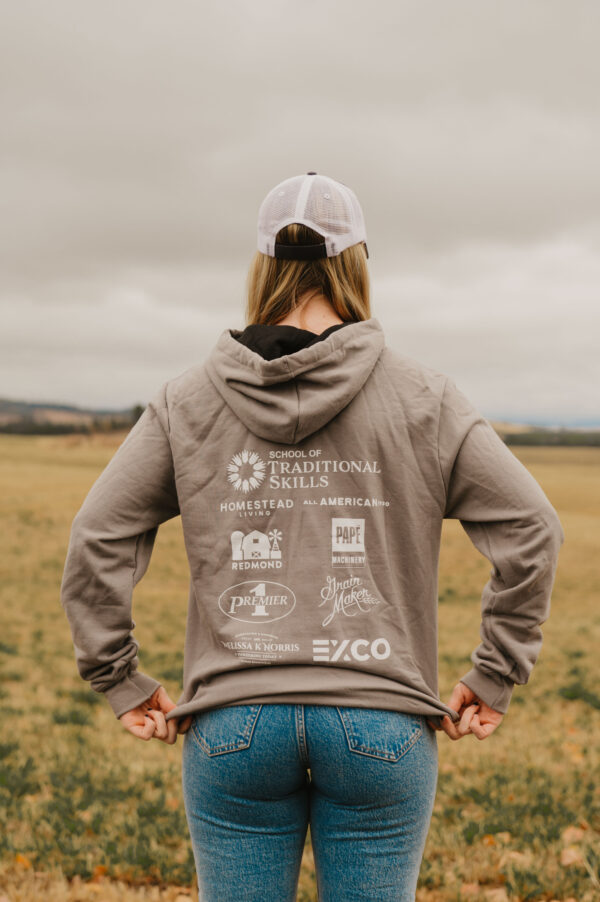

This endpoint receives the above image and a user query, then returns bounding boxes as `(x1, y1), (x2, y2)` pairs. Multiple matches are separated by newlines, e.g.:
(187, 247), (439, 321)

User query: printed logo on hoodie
(227, 448), (382, 493)
(312, 637), (391, 663)
(227, 450), (267, 493)
(230, 528), (283, 570)
(332, 517), (365, 567)
(218, 580), (296, 623)
(318, 574), (380, 628)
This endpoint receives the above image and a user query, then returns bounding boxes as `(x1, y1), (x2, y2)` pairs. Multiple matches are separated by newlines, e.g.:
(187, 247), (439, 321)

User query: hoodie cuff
(101, 671), (162, 720)
(458, 666), (514, 715)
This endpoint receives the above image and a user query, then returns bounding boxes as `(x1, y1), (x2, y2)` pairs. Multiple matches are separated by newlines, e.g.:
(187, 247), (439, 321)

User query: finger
(469, 713), (498, 740)
(124, 715), (156, 741)
(448, 682), (471, 712)
(440, 718), (459, 740)
(440, 714), (464, 741)
(147, 709), (169, 741)
(469, 712), (485, 740)
(157, 714), (178, 744)
(166, 716), (178, 745)
(457, 703), (480, 736)
(177, 715), (193, 735)
(426, 719), (442, 731)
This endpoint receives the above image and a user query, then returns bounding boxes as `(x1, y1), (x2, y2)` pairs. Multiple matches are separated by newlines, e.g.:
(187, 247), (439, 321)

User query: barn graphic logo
(331, 517), (365, 567)
(227, 450), (267, 493)
(231, 528), (283, 570)
(218, 580), (296, 624)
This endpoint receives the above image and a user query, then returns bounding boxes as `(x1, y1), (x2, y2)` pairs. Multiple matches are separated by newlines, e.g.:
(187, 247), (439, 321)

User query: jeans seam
(295, 704), (310, 767)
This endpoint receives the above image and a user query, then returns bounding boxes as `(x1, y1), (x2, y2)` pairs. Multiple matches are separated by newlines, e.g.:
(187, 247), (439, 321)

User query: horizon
(2, 391), (598, 431)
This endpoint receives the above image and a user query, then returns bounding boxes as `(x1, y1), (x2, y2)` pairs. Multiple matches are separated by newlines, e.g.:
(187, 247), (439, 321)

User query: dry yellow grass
(0, 434), (598, 901)
(0, 865), (198, 902)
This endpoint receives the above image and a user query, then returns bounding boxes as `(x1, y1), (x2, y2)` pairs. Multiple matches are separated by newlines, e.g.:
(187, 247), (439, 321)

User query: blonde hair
(245, 223), (370, 326)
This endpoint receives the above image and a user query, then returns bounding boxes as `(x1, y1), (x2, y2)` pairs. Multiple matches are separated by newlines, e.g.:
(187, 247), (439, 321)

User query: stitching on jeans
(190, 704), (263, 756)
(295, 705), (310, 767)
(336, 708), (423, 762)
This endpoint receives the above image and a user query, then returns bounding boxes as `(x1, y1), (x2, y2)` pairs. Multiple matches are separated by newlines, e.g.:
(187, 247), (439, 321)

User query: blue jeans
(181, 703), (438, 901)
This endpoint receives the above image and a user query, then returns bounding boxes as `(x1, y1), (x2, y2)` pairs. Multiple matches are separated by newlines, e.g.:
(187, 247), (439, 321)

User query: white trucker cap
(257, 171), (369, 260)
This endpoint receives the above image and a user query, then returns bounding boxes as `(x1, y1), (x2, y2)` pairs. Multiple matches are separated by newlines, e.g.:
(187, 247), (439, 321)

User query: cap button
(307, 171), (317, 175)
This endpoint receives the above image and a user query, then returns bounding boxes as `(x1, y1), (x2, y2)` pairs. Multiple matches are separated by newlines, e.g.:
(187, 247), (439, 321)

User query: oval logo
(218, 580), (296, 624)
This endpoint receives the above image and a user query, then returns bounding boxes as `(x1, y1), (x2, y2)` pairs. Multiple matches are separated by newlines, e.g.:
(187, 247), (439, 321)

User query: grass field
(0, 433), (598, 902)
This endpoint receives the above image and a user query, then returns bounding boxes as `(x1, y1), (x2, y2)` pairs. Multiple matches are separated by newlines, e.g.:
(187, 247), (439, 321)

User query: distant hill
(0, 398), (598, 443)
(489, 419), (600, 446)
(0, 398), (144, 435)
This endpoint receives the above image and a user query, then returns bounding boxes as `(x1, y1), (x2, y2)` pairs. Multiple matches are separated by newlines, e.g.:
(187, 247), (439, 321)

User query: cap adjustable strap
(274, 242), (328, 260)
(274, 241), (369, 260)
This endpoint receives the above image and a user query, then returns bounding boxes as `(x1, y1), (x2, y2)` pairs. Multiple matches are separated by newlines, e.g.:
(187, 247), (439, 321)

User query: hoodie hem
(163, 666), (462, 724)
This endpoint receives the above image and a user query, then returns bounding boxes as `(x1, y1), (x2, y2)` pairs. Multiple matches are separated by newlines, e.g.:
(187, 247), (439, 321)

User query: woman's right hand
(119, 686), (193, 743)
(426, 681), (504, 740)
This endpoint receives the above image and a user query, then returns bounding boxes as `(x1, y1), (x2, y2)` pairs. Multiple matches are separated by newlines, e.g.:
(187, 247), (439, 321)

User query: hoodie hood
(205, 317), (386, 444)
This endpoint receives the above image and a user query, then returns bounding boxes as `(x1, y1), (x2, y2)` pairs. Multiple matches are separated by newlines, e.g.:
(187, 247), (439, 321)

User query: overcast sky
(1, 0), (598, 425)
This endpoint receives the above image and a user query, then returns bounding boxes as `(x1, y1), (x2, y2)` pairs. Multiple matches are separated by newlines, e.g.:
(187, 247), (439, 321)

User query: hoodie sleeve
(437, 377), (565, 715)
(60, 384), (180, 720)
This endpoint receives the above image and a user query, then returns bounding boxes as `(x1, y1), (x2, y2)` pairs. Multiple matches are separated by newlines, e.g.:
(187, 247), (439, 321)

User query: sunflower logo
(227, 450), (267, 493)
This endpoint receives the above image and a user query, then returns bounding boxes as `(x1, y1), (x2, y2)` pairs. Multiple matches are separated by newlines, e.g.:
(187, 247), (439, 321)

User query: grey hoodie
(60, 317), (565, 725)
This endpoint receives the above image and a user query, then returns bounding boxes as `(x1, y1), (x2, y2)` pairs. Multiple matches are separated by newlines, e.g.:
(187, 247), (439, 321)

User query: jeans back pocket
(336, 706), (423, 762)
(190, 704), (263, 756)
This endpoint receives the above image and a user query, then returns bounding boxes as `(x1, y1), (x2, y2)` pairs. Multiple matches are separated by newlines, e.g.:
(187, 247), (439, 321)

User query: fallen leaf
(501, 850), (529, 865)
(562, 824), (586, 843)
(560, 845), (585, 867)
(482, 833), (496, 845)
(563, 741), (585, 763)
(484, 888), (509, 902)
(15, 852), (32, 868)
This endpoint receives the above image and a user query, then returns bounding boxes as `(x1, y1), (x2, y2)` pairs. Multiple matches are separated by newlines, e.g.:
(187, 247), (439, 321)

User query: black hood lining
(232, 321), (351, 361)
